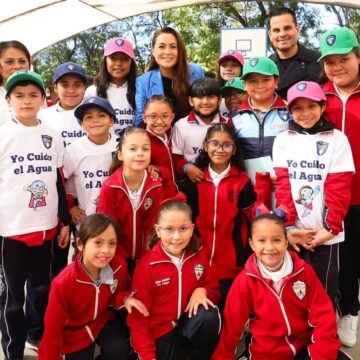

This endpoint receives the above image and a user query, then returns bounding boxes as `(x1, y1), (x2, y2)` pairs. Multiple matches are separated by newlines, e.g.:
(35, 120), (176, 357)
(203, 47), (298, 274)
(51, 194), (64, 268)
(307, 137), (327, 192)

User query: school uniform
(135, 64), (204, 126)
(97, 168), (163, 262)
(0, 119), (69, 359)
(85, 83), (135, 137)
(38, 253), (130, 359)
(127, 241), (221, 360)
(212, 251), (341, 360)
(273, 119), (354, 303)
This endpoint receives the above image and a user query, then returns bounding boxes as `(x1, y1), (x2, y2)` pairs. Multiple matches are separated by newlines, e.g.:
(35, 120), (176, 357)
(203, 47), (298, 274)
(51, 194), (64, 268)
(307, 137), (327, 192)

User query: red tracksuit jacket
(97, 167), (163, 260)
(127, 241), (221, 360)
(212, 251), (341, 360)
(38, 254), (129, 359)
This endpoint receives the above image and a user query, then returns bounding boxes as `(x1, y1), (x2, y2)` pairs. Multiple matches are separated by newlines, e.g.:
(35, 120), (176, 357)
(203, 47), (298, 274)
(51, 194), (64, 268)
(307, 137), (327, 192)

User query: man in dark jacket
(268, 7), (321, 100)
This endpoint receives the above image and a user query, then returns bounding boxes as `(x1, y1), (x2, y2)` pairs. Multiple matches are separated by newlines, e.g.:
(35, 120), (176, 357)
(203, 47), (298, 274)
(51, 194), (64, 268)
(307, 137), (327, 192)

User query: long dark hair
(195, 123), (245, 171)
(146, 199), (199, 253)
(94, 56), (137, 110)
(149, 27), (190, 116)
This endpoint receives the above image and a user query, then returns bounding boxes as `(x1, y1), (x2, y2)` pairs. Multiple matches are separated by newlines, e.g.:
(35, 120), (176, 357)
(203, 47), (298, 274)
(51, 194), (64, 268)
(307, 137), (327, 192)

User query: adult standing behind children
(135, 27), (204, 126)
(85, 37), (137, 137)
(268, 7), (321, 100)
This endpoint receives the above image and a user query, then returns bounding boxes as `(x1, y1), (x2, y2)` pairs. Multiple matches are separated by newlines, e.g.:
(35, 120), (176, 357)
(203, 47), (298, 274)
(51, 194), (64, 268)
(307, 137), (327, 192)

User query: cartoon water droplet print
(23, 180), (48, 210)
(295, 184), (320, 217)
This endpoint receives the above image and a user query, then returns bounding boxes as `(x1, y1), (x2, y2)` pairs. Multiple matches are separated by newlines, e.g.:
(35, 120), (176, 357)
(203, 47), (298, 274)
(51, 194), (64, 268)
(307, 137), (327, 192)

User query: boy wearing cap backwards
(272, 81), (354, 306)
(39, 62), (88, 148)
(319, 27), (360, 347)
(0, 70), (70, 358)
(220, 77), (247, 119)
(85, 36), (137, 137)
(62, 97), (117, 228)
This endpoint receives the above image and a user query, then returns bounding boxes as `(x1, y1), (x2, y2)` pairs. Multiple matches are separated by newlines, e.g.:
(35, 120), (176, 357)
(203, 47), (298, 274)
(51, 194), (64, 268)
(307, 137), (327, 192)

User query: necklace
(262, 258), (284, 273)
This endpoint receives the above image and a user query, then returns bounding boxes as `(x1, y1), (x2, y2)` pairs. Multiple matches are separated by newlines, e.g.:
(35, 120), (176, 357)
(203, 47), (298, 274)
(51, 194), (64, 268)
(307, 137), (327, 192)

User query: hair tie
(160, 192), (187, 206)
(255, 204), (287, 222)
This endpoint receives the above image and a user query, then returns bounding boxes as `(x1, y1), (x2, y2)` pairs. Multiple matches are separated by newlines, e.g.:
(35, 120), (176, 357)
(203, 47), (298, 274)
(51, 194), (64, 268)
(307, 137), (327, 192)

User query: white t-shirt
(0, 119), (63, 236)
(85, 82), (135, 137)
(63, 135), (117, 216)
(219, 99), (230, 119)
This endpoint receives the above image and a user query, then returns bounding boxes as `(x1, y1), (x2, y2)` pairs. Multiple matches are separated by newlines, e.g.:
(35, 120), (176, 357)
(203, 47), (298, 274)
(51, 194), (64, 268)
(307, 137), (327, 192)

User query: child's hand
(186, 165), (204, 182)
(185, 287), (215, 318)
(57, 225), (70, 248)
(124, 297), (149, 317)
(147, 165), (161, 181)
(287, 229), (316, 252)
(69, 206), (86, 224)
(305, 228), (334, 250)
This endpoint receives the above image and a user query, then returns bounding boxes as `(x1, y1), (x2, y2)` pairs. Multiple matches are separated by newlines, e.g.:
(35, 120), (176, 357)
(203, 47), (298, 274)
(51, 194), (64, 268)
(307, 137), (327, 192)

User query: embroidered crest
(250, 58), (258, 67)
(194, 264), (204, 280)
(109, 279), (118, 294)
(41, 135), (53, 149)
(296, 82), (307, 91)
(292, 280), (306, 300)
(277, 109), (289, 121)
(227, 79), (235, 85)
(88, 97), (96, 103)
(67, 64), (75, 71)
(116, 39), (124, 47)
(227, 50), (235, 55)
(144, 197), (153, 210)
(316, 141), (329, 156)
(17, 69), (28, 75)
(326, 35), (336, 46)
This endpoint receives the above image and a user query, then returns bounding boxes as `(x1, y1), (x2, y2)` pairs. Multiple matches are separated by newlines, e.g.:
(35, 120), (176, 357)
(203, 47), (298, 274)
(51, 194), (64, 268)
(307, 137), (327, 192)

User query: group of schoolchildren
(0, 23), (359, 360)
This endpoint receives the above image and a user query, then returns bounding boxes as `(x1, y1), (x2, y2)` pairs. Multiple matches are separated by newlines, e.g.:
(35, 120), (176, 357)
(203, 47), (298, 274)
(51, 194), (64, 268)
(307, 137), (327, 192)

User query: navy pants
(155, 306), (221, 360)
(0, 237), (52, 359)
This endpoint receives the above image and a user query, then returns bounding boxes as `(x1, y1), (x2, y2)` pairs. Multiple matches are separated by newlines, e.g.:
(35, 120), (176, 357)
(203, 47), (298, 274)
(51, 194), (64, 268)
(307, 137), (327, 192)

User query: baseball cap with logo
(240, 57), (279, 80)
(53, 62), (87, 84)
(218, 50), (245, 66)
(318, 27), (359, 61)
(220, 77), (245, 96)
(104, 37), (135, 59)
(75, 96), (116, 124)
(6, 70), (46, 97)
(287, 81), (326, 108)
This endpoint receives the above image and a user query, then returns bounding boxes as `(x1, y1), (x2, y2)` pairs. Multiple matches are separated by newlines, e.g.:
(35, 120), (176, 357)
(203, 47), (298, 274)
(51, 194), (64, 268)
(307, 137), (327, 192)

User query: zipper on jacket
(93, 285), (100, 320)
(210, 185), (219, 266)
(177, 266), (182, 319)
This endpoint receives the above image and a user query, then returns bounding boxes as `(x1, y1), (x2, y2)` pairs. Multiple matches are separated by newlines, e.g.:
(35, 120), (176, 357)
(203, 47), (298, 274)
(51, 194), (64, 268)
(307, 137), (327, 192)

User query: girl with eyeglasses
(184, 123), (270, 311)
(127, 196), (221, 360)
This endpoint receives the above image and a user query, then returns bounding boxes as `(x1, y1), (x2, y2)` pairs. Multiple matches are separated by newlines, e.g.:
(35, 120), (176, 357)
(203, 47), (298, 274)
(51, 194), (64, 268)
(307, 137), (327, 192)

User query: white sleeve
(171, 122), (185, 156)
(272, 133), (288, 168)
(329, 131), (355, 174)
(62, 146), (75, 179)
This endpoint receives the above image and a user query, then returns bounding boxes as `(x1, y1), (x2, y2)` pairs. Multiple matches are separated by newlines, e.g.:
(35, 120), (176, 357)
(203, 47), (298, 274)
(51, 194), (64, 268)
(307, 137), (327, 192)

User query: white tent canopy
(0, 0), (359, 55)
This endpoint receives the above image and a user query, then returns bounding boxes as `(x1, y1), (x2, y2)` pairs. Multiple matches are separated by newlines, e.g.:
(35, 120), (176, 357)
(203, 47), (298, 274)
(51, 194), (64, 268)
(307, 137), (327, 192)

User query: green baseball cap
(240, 57), (279, 80)
(318, 27), (358, 61)
(5, 70), (46, 97)
(220, 77), (245, 96)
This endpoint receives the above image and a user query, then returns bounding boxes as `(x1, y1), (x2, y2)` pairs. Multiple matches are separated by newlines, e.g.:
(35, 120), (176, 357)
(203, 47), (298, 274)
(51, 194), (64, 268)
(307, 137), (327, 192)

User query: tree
(326, 5), (360, 37)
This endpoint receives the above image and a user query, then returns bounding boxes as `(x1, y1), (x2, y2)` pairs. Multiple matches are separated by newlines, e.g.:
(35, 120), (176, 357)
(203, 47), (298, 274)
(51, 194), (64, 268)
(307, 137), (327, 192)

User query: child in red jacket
(39, 214), (148, 359)
(212, 213), (347, 360)
(127, 196), (221, 360)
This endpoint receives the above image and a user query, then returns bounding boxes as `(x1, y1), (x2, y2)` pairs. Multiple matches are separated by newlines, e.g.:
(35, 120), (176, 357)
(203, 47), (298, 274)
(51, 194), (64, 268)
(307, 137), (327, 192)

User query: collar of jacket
(239, 94), (287, 112)
(288, 117), (335, 135)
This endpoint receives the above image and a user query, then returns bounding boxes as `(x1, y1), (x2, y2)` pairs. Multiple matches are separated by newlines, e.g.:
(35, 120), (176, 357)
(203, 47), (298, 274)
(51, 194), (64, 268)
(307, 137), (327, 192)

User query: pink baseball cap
(287, 81), (326, 108)
(104, 37), (135, 59)
(218, 50), (244, 66)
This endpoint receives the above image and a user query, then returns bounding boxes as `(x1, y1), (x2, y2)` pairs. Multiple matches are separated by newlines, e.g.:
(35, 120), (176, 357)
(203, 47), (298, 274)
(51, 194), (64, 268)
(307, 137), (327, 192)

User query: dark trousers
(155, 306), (221, 360)
(218, 279), (234, 314)
(65, 317), (130, 360)
(0, 237), (52, 359)
(295, 347), (351, 360)
(300, 243), (339, 306)
(50, 234), (70, 279)
(338, 205), (360, 316)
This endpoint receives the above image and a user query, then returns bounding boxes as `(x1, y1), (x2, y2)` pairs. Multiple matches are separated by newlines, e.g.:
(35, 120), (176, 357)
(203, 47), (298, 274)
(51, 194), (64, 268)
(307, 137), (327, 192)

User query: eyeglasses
(206, 140), (235, 152)
(144, 113), (173, 121)
(156, 224), (194, 235)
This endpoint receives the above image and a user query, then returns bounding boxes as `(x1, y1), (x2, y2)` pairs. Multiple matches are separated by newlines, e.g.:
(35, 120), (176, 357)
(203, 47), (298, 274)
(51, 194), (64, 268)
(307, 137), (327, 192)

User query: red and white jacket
(97, 167), (163, 260)
(127, 241), (220, 360)
(323, 81), (360, 205)
(38, 253), (129, 359)
(212, 251), (341, 360)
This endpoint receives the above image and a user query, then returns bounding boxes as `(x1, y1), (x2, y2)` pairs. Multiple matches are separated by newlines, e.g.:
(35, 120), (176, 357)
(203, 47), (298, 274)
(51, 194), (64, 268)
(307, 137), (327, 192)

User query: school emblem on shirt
(144, 197), (153, 210)
(116, 39), (124, 47)
(277, 109), (289, 121)
(316, 141), (329, 156)
(297, 82), (307, 92)
(67, 64), (75, 71)
(194, 264), (204, 280)
(326, 35), (336, 46)
(109, 279), (118, 294)
(250, 58), (259, 67)
(292, 280), (306, 300)
(41, 135), (53, 149)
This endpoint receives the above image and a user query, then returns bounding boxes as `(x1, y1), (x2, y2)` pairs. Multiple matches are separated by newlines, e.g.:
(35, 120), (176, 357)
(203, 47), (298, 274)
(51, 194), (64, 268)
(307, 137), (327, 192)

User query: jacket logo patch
(316, 141), (329, 156)
(110, 279), (118, 294)
(144, 197), (153, 210)
(194, 264), (204, 280)
(155, 277), (170, 286)
(326, 35), (336, 46)
(277, 109), (289, 121)
(41, 135), (53, 149)
(292, 280), (306, 300)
